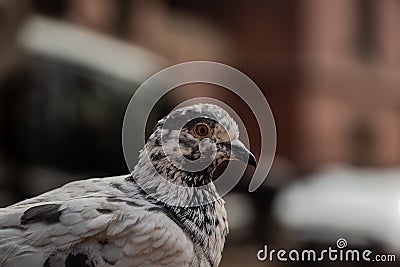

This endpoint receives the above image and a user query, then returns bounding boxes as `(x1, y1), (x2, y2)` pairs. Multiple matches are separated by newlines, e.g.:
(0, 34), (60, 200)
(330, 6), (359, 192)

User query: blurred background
(1, 0), (400, 266)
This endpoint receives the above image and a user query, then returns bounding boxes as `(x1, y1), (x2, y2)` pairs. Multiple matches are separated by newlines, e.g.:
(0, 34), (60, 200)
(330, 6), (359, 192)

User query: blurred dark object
(0, 16), (165, 205)
(0, 0), (31, 206)
(6, 55), (131, 174)
(7, 16), (165, 175)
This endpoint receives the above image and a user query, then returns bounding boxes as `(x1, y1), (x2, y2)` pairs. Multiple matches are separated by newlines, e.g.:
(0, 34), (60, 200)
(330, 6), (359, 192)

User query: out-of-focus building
(218, 0), (400, 172)
(42, 0), (400, 173)
(296, 0), (400, 171)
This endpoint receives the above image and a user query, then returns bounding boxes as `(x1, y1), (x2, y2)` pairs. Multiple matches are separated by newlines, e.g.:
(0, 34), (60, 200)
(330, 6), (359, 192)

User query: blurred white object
(17, 15), (165, 83)
(274, 166), (400, 251)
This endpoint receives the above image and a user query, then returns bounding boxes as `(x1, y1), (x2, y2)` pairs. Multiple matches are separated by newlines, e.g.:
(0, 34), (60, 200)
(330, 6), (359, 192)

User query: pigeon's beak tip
(230, 140), (257, 168)
(248, 153), (257, 167)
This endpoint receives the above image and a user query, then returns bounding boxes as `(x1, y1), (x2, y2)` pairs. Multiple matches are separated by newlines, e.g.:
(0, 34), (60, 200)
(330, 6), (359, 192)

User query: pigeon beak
(230, 140), (257, 167)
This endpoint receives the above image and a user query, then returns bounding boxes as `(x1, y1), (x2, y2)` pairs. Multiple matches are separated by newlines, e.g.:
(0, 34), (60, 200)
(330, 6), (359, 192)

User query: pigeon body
(0, 104), (256, 267)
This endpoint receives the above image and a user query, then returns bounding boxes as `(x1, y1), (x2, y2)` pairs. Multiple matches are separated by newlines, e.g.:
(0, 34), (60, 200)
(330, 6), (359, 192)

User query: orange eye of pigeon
(194, 123), (210, 138)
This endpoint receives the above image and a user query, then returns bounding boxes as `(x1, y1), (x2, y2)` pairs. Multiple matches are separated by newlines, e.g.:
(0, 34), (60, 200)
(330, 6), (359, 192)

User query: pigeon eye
(194, 123), (210, 138)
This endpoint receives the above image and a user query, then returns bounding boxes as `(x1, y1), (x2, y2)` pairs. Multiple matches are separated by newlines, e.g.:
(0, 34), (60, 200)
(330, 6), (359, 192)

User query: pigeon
(0, 103), (256, 267)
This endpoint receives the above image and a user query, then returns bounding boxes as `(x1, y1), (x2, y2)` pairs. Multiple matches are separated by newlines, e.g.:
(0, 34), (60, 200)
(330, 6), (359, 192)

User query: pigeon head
(141, 104), (256, 187)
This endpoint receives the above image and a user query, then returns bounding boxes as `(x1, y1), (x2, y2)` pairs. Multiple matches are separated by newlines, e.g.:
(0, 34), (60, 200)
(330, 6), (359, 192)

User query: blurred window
(350, 118), (374, 166)
(356, 0), (376, 61)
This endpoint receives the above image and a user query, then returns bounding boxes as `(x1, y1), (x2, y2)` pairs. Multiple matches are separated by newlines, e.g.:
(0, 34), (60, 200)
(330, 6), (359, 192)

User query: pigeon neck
(129, 145), (221, 206)
(125, 149), (228, 266)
